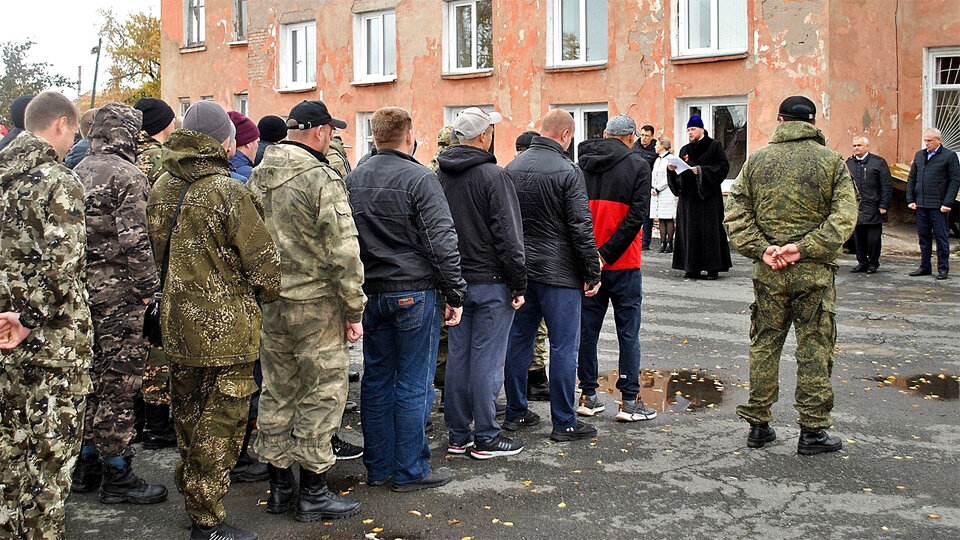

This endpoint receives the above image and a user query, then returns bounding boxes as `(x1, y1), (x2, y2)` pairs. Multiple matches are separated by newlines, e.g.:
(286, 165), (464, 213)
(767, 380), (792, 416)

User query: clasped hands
(762, 244), (801, 270)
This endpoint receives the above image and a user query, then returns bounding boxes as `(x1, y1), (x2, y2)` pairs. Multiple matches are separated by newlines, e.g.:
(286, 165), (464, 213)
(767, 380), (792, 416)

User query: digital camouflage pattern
(326, 136), (352, 180)
(428, 125), (459, 172)
(74, 102), (159, 456)
(724, 120), (857, 428)
(136, 131), (164, 187)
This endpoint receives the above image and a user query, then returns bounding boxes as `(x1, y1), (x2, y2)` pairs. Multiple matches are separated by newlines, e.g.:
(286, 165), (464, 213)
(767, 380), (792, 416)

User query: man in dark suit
(905, 128), (960, 280)
(846, 136), (893, 274)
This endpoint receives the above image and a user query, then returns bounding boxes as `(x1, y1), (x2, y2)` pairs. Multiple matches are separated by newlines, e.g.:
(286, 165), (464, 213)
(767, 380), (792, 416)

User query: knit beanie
(228, 111), (260, 146)
(10, 95), (35, 129)
(257, 115), (288, 143)
(686, 115), (705, 130)
(134, 97), (176, 136)
(182, 101), (233, 144)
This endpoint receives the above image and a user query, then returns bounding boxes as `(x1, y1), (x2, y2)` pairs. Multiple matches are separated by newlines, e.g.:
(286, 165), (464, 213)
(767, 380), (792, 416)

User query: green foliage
(100, 9), (161, 104)
(0, 41), (72, 127)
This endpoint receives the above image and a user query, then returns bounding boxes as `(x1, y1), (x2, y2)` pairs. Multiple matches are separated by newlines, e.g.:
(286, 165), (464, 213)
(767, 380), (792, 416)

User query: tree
(0, 40), (72, 127)
(99, 9), (161, 104)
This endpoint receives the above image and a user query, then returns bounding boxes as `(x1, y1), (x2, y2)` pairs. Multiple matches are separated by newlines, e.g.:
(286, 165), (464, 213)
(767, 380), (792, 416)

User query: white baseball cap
(453, 107), (503, 140)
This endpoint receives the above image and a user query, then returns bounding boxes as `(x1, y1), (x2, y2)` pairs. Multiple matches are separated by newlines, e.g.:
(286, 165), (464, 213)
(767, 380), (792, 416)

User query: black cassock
(667, 133), (733, 274)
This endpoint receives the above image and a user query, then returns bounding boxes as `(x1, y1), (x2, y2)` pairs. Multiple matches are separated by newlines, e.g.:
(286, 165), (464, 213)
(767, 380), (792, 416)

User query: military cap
(779, 96), (817, 121)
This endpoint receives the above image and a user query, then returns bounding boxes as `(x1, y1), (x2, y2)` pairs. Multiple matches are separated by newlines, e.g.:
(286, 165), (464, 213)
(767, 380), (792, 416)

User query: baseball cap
(453, 107), (503, 140)
(605, 114), (639, 136)
(286, 100), (347, 130)
(778, 96), (817, 121)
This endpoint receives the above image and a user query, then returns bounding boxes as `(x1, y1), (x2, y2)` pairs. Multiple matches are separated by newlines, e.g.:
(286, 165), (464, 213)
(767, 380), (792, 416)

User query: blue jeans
(916, 208), (950, 274)
(642, 218), (653, 249)
(360, 290), (441, 485)
(504, 283), (581, 430)
(578, 269), (642, 400)
(444, 283), (515, 443)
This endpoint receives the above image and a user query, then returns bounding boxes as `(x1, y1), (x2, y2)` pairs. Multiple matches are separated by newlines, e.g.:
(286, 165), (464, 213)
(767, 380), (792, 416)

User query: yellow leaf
(530, 488), (538, 493)
(928, 514), (941, 519)
(447, 519), (461, 525)
(409, 510), (422, 517)
(558, 502), (567, 508)
(492, 518), (500, 524)
(363, 519), (374, 524)
(596, 460), (603, 464)
(846, 439), (856, 444)
(572, 470), (581, 474)
(483, 506), (491, 510)
(896, 486), (906, 490)
(503, 522), (514, 527)
(557, 452), (565, 457)
(881, 526), (889, 531)
(573, 481), (580, 485)
(425, 514), (433, 519)
(461, 537), (473, 540)
(523, 480), (532, 486)
(372, 527), (384, 533)
(863, 488), (873, 493)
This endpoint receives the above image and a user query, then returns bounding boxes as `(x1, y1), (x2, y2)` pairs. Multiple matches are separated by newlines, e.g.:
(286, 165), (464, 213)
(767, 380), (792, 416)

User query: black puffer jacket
(347, 148), (467, 307)
(504, 137), (601, 289)
(438, 145), (526, 297)
(845, 153), (893, 225)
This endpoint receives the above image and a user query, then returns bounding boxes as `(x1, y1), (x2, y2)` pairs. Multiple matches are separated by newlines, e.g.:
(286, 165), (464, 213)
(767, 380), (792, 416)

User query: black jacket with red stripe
(577, 138), (651, 270)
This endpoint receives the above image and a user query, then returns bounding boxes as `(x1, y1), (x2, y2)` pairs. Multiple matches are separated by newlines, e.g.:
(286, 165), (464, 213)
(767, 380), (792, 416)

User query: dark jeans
(578, 269), (642, 400)
(853, 223), (882, 269)
(444, 283), (515, 443)
(360, 290), (442, 485)
(642, 218), (653, 248)
(916, 208), (950, 274)
(504, 283), (581, 430)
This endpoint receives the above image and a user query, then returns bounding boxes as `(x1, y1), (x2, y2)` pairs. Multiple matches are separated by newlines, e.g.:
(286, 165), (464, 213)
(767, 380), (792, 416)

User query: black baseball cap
(778, 96), (817, 121)
(286, 100), (347, 130)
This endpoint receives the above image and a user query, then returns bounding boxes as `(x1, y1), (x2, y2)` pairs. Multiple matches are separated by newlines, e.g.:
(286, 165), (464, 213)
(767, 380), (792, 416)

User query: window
(356, 112), (375, 160)
(548, 0), (607, 66)
(552, 103), (608, 161)
(675, 0), (747, 57)
(234, 93), (249, 117)
(444, 1), (492, 73)
(234, 0), (248, 41)
(184, 0), (205, 47)
(178, 97), (191, 117)
(354, 10), (397, 83)
(200, 95), (214, 101)
(676, 96), (748, 191)
(925, 47), (960, 152)
(444, 104), (495, 127)
(280, 21), (317, 90)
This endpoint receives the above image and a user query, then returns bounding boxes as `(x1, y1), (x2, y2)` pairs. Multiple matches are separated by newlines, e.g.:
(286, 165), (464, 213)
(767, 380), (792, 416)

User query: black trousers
(853, 223), (882, 268)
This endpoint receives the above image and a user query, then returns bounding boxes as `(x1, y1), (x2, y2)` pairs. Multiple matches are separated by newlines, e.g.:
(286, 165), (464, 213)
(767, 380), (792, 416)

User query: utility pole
(77, 66), (82, 102)
(90, 37), (102, 109)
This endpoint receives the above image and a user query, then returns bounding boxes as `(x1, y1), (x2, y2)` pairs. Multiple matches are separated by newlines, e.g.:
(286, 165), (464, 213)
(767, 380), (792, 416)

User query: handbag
(143, 182), (191, 346)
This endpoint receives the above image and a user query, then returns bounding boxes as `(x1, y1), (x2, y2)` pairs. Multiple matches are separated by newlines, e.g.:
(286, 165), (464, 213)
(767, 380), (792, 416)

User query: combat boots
(266, 464), (298, 514)
(99, 455), (168, 504)
(526, 368), (550, 401)
(747, 423), (777, 448)
(797, 428), (843, 455)
(231, 419), (268, 482)
(142, 403), (177, 450)
(295, 468), (361, 522)
(71, 453), (103, 493)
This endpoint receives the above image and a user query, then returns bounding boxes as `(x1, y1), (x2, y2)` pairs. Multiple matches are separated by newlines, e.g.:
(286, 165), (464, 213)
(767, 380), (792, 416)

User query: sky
(4, 0), (159, 98)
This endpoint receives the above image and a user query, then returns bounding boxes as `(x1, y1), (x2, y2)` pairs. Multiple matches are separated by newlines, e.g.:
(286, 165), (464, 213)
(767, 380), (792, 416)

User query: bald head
(540, 109), (575, 150)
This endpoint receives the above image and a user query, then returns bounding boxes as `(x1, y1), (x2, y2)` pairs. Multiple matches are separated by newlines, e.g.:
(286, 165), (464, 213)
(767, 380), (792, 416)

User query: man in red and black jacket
(575, 114), (658, 422)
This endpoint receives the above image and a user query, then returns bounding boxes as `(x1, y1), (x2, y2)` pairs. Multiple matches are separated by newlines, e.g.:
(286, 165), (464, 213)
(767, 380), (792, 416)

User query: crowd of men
(0, 88), (957, 540)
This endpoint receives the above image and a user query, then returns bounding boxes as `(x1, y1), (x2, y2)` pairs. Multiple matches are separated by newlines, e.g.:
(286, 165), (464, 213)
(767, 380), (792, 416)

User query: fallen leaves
(928, 514), (941, 519)
(363, 519), (374, 525)
(557, 502), (567, 508)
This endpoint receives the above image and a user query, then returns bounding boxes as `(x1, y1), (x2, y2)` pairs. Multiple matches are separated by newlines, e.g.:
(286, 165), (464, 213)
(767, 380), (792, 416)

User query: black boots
(664, 241), (673, 253)
(71, 453), (103, 493)
(658, 241), (667, 253)
(266, 464), (298, 514)
(142, 403), (177, 450)
(747, 423), (777, 448)
(190, 523), (258, 540)
(798, 428), (843, 455)
(527, 368), (550, 401)
(231, 419), (268, 482)
(99, 455), (168, 504)
(296, 468), (361, 522)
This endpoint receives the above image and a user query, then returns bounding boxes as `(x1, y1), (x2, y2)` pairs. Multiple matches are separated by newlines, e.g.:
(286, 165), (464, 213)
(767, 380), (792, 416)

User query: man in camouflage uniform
(0, 91), (92, 539)
(429, 125), (459, 396)
(147, 100), (281, 540)
(724, 96), (857, 455)
(248, 100), (363, 522)
(72, 102), (169, 504)
(326, 134), (352, 179)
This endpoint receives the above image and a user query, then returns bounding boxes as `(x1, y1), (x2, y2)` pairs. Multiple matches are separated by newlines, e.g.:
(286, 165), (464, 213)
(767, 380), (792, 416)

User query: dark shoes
(683, 272), (699, 279)
(231, 453), (269, 483)
(937, 272), (949, 280)
(296, 468), (361, 521)
(470, 434), (524, 460)
(658, 241), (667, 253)
(190, 523), (258, 540)
(366, 476), (391, 487)
(865, 266), (878, 274)
(704, 271), (719, 280)
(265, 464), (298, 514)
(850, 265), (866, 273)
(747, 423), (777, 448)
(664, 241), (673, 253)
(526, 368), (551, 401)
(332, 435), (363, 460)
(501, 410), (541, 431)
(348, 370), (360, 383)
(549, 420), (597, 442)
(99, 455), (168, 504)
(142, 403), (177, 450)
(71, 453), (103, 493)
(797, 428), (843, 455)
(909, 268), (932, 277)
(391, 468), (454, 493)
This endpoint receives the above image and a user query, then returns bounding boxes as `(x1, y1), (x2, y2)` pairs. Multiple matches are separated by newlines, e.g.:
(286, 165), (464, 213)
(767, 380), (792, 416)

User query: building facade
(161, 0), (960, 182)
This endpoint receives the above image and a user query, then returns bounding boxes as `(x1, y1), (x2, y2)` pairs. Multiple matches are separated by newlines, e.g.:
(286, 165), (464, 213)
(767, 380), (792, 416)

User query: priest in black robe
(667, 115), (733, 279)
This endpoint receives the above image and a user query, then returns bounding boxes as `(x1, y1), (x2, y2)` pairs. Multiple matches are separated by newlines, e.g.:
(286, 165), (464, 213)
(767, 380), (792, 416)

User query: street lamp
(90, 37), (102, 109)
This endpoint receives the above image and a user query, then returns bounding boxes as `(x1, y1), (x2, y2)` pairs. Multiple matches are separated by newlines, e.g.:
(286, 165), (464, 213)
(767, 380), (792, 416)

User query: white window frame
(546, 0), (607, 68)
(178, 97), (191, 118)
(353, 10), (397, 84)
(673, 0), (748, 59)
(923, 46), (960, 153)
(199, 95), (214, 102)
(442, 0), (493, 74)
(356, 112), (375, 160)
(444, 104), (495, 127)
(234, 93), (249, 117)
(280, 21), (317, 91)
(183, 0), (205, 47)
(233, 0), (248, 42)
(675, 95), (748, 192)
(550, 103), (608, 161)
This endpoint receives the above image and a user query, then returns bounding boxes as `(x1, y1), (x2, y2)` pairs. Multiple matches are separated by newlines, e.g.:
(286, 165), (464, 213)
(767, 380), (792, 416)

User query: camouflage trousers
(142, 346), (170, 405)
(254, 297), (348, 474)
(171, 362), (256, 528)
(736, 263), (837, 429)
(532, 319), (549, 370)
(84, 300), (148, 456)
(0, 362), (89, 540)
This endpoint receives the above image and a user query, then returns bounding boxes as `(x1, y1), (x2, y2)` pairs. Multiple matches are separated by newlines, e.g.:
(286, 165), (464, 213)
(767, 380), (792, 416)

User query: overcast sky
(5, 0), (159, 98)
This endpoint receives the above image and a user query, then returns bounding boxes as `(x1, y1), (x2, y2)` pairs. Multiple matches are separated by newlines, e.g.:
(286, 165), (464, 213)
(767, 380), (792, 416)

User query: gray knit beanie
(183, 101), (234, 144)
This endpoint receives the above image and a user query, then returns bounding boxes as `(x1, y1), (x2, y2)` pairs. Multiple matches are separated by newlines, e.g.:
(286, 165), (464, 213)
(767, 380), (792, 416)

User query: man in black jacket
(437, 107), (526, 460)
(633, 125), (657, 250)
(503, 109), (602, 442)
(846, 136), (893, 274)
(906, 128), (960, 280)
(348, 107), (466, 492)
(576, 115), (657, 423)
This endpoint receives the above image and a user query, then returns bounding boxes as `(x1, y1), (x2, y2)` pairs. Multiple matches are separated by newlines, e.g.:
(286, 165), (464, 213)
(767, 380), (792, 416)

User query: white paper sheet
(665, 155), (693, 173)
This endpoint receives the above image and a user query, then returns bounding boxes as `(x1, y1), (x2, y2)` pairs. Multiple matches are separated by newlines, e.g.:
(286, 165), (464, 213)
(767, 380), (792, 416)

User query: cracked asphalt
(65, 251), (960, 539)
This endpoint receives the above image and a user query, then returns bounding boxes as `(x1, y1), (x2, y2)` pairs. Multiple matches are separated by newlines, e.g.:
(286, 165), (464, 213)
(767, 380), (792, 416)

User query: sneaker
(332, 435), (363, 460)
(470, 434), (524, 460)
(616, 398), (657, 422)
(501, 410), (540, 431)
(190, 522), (258, 540)
(391, 468), (454, 492)
(549, 421), (597, 442)
(447, 437), (474, 455)
(576, 394), (605, 416)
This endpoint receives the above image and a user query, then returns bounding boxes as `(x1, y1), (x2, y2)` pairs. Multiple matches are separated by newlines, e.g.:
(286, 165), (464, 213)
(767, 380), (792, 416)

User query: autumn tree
(99, 9), (161, 104)
(0, 40), (72, 127)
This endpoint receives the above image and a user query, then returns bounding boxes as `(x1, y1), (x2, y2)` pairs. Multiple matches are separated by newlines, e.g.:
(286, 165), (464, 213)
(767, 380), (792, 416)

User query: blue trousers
(916, 208), (950, 274)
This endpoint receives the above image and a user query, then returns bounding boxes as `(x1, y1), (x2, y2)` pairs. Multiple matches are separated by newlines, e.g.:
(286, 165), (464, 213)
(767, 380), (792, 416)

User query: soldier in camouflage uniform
(429, 126), (460, 394)
(326, 134), (352, 179)
(0, 91), (92, 540)
(724, 96), (857, 455)
(248, 100), (363, 522)
(146, 100), (281, 540)
(71, 102), (169, 504)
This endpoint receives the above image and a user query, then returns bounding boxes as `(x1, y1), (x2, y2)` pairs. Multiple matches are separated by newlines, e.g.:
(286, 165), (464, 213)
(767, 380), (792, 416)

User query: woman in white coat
(651, 136), (678, 252)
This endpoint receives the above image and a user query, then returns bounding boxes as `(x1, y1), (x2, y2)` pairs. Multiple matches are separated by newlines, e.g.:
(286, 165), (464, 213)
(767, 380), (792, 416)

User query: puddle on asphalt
(599, 369), (725, 413)
(872, 373), (959, 400)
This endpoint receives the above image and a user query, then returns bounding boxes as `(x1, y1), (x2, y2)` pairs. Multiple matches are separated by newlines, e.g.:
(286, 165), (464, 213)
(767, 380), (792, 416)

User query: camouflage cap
(437, 125), (459, 148)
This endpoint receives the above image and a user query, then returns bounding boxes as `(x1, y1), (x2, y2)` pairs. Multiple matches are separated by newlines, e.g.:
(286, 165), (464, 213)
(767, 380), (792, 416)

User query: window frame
(673, 0), (748, 59)
(183, 0), (205, 47)
(356, 112), (375, 161)
(547, 0), (608, 68)
(233, 0), (248, 42)
(550, 102), (608, 161)
(178, 97), (191, 118)
(923, 46), (960, 153)
(443, 104), (495, 127)
(353, 9), (398, 84)
(279, 20), (317, 91)
(234, 93), (249, 117)
(675, 95), (749, 192)
(443, 0), (493, 75)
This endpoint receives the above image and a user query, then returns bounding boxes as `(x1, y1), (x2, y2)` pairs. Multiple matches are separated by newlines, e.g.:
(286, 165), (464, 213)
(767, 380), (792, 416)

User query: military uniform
(429, 126), (460, 389)
(325, 136), (352, 180)
(147, 129), (281, 528)
(724, 121), (857, 429)
(0, 131), (93, 539)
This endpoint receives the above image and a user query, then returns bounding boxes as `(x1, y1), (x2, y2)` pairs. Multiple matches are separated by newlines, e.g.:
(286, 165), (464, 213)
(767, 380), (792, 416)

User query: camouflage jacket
(147, 129), (282, 367)
(248, 142), (365, 322)
(724, 121), (857, 269)
(325, 137), (351, 180)
(428, 125), (460, 171)
(137, 131), (164, 187)
(75, 103), (159, 304)
(0, 132), (94, 369)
